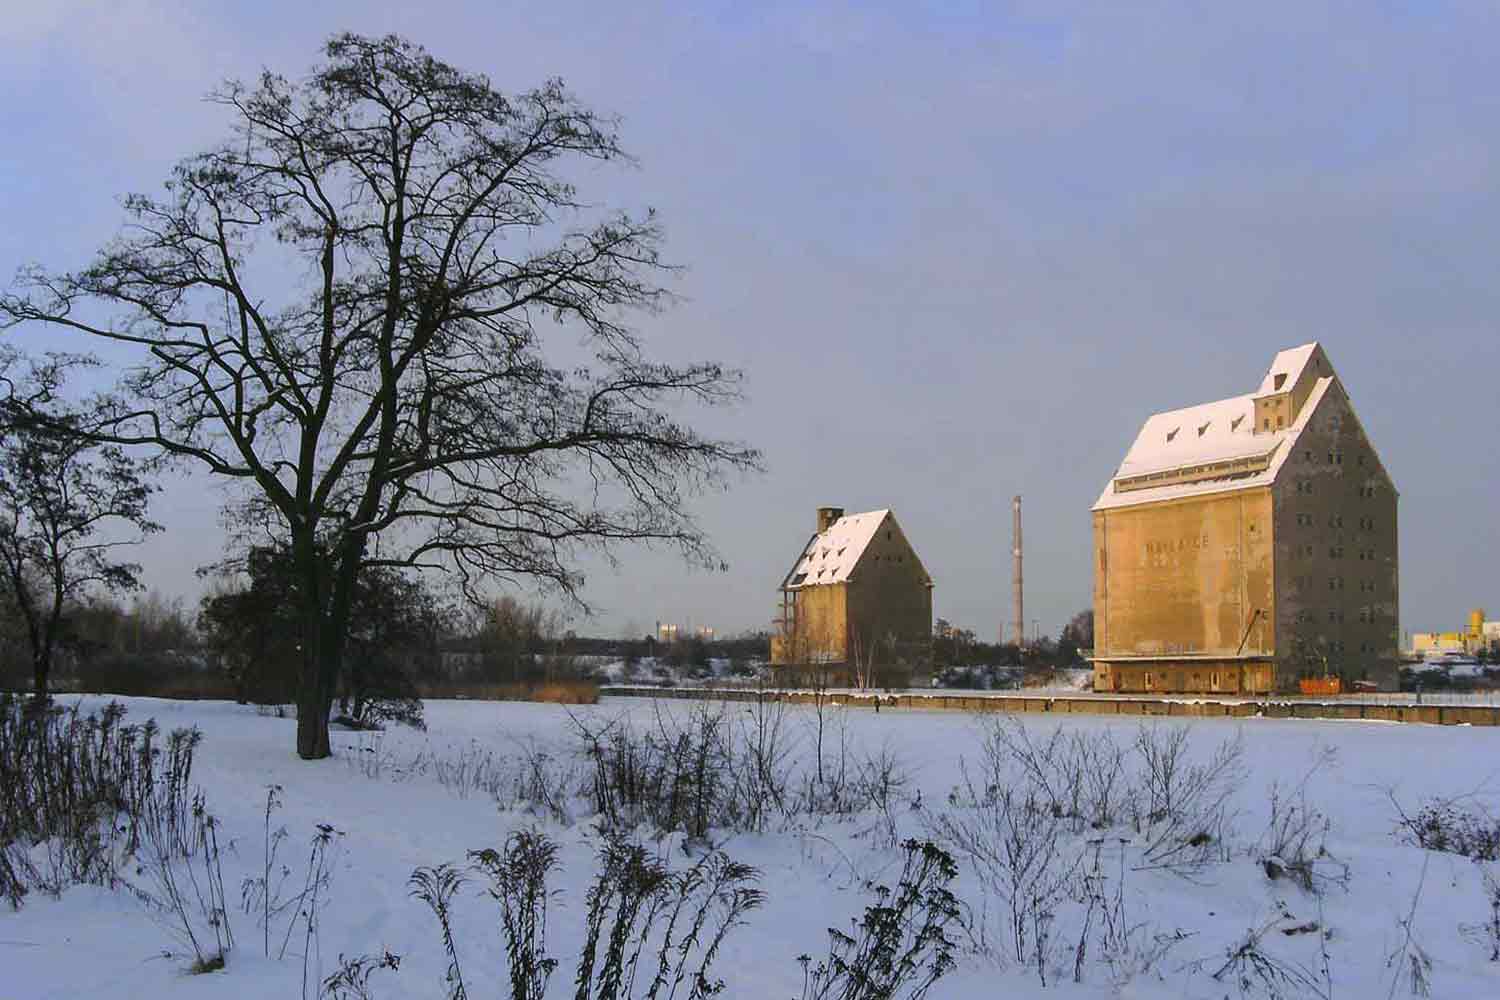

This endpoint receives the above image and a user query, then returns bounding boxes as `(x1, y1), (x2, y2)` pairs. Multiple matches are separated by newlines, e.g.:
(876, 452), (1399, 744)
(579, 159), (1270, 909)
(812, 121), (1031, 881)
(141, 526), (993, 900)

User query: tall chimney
(1011, 496), (1024, 647)
(816, 506), (844, 533)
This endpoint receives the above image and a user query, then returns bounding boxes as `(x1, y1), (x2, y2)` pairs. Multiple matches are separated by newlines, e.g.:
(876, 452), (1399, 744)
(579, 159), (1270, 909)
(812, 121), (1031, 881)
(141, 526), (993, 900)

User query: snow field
(4, 694), (1500, 998)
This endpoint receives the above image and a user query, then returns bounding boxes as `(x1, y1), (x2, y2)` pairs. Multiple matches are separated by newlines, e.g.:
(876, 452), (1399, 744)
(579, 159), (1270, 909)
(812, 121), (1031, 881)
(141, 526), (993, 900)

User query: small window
(1263, 418), (1271, 430)
(1197, 421), (1210, 437)
(1166, 427), (1179, 442)
(1231, 415), (1244, 431)
(1277, 416), (1284, 428)
(1274, 373), (1287, 390)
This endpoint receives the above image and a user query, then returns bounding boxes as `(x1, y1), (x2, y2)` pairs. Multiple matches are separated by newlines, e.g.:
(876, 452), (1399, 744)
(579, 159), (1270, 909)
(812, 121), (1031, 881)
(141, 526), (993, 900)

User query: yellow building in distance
(1092, 344), (1399, 694)
(1411, 609), (1497, 658)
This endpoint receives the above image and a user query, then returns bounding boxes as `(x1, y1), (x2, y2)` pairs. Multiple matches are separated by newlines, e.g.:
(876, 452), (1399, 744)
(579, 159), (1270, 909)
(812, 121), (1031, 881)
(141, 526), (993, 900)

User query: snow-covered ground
(7, 694), (1500, 998)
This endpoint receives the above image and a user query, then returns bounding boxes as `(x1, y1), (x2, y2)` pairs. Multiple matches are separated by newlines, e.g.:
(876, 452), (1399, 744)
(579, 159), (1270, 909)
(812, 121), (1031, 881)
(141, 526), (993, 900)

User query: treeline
(933, 609), (1093, 669)
(0, 544), (774, 709)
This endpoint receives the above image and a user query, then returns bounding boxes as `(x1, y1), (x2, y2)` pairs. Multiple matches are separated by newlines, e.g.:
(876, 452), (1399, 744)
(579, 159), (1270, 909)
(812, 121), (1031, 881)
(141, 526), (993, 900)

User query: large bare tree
(1, 34), (758, 757)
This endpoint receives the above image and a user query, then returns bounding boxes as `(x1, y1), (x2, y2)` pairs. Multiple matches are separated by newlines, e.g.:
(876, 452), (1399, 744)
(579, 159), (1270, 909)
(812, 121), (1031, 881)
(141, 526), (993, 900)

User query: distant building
(1092, 343), (1399, 694)
(656, 622), (680, 643)
(771, 506), (933, 684)
(1411, 609), (1498, 658)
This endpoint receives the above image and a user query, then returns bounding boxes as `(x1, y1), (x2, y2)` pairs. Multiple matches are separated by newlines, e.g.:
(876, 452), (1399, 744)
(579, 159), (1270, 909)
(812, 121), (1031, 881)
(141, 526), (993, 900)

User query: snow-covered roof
(1094, 373), (1336, 511)
(1255, 343), (1320, 396)
(782, 509), (891, 589)
(1111, 392), (1276, 481)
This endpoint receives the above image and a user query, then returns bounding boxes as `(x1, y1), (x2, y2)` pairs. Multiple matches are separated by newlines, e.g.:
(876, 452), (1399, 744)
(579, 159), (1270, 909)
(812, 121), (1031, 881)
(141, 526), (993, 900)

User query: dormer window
(1166, 427), (1179, 443)
(1273, 373), (1287, 390)
(1197, 421), (1210, 437)
(1231, 415), (1244, 431)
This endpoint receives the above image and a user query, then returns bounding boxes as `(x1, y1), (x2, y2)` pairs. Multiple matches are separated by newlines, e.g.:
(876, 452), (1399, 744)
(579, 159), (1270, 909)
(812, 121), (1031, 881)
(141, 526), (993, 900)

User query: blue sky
(3, 1), (1498, 640)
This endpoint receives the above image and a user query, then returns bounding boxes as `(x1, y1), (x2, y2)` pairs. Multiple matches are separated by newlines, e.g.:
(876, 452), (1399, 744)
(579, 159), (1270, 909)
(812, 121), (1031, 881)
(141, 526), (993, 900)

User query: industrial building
(771, 507), (933, 685)
(1092, 344), (1399, 694)
(1411, 609), (1498, 659)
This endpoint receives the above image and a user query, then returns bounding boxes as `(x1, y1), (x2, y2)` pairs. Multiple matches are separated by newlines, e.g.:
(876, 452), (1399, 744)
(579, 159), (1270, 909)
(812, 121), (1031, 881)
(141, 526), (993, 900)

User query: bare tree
(0, 352), (160, 700)
(849, 628), (878, 691)
(1, 34), (758, 756)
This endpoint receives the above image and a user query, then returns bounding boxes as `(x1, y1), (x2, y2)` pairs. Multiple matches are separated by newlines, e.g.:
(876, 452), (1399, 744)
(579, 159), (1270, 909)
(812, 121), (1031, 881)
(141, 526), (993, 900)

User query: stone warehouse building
(1092, 344), (1399, 694)
(771, 507), (933, 685)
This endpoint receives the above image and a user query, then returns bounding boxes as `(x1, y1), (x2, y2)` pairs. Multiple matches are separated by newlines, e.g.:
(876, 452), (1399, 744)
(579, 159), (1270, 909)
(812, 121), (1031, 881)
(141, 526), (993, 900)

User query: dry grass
(424, 680), (600, 705)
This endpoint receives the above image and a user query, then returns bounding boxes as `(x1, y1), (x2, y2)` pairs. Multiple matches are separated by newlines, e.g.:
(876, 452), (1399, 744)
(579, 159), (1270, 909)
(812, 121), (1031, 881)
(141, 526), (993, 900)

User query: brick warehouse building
(1092, 344), (1399, 694)
(771, 507), (933, 685)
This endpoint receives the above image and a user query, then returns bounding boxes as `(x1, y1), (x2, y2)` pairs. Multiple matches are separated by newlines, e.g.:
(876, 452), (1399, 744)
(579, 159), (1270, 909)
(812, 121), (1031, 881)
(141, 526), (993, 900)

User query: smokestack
(1012, 496), (1024, 647)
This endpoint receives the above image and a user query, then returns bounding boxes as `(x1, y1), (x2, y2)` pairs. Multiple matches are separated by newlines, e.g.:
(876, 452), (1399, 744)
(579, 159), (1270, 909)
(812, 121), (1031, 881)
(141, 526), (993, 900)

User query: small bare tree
(2, 35), (758, 756)
(0, 352), (159, 700)
(849, 629), (877, 691)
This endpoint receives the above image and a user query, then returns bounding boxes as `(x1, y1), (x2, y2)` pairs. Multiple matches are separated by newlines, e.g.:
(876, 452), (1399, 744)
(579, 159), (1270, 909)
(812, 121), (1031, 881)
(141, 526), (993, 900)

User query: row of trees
(0, 34), (756, 755)
(932, 609), (1094, 671)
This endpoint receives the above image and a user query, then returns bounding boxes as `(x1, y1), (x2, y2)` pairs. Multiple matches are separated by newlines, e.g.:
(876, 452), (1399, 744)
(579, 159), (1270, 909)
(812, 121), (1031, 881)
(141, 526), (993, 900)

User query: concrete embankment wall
(598, 686), (1500, 727)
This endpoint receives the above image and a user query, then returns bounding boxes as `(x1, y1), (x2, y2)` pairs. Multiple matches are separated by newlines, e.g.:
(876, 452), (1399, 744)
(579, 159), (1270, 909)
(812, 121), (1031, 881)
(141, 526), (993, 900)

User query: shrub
(1258, 777), (1346, 894)
(930, 718), (1243, 982)
(796, 839), (961, 1000)
(1393, 797), (1500, 861)
(573, 700), (909, 840)
(130, 790), (235, 974)
(0, 696), (202, 907)
(470, 832), (560, 1000)
(411, 833), (763, 1000)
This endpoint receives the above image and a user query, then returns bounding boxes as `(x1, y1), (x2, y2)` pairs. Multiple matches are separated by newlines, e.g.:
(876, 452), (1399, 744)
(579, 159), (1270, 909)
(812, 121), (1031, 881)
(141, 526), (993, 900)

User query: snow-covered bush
(129, 789), (235, 974)
(1393, 796), (1500, 861)
(411, 833), (764, 1000)
(0, 696), (201, 908)
(572, 700), (910, 840)
(796, 839), (961, 1000)
(1257, 765), (1347, 895)
(928, 719), (1246, 985)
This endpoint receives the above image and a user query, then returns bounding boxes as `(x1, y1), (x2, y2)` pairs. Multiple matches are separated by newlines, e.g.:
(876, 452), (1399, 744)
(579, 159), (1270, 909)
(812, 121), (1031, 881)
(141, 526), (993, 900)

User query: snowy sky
(2, 1), (1498, 640)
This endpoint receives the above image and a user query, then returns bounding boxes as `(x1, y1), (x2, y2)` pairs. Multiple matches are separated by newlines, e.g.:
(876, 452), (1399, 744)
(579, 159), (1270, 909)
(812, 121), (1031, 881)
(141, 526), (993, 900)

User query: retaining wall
(598, 686), (1500, 726)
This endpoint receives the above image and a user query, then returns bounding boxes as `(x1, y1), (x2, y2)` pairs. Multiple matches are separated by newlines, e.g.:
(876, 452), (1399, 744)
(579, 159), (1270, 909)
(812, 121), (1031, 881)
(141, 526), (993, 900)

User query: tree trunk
(30, 649), (49, 704)
(295, 665), (330, 759)
(292, 527), (332, 759)
(293, 532), (364, 760)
